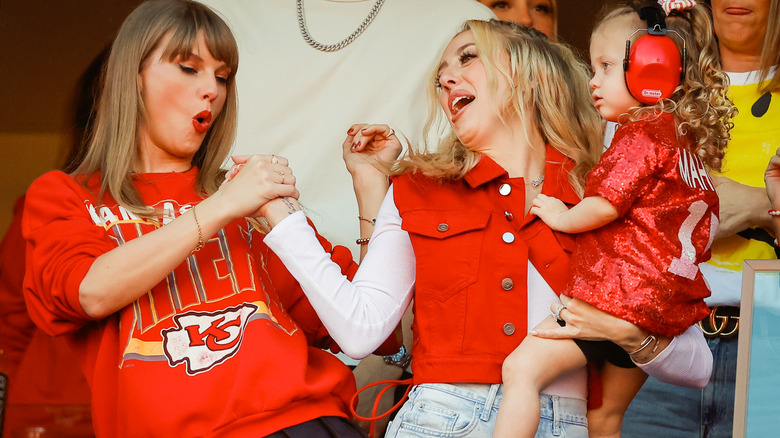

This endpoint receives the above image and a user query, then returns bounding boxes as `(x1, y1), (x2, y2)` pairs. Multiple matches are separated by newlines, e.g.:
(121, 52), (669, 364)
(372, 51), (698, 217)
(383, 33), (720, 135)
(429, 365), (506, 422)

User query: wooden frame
(733, 259), (780, 437)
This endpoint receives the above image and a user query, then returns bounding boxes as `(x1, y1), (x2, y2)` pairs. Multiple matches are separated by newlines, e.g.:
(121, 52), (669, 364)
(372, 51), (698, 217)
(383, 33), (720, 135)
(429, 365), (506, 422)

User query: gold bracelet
(626, 334), (656, 356)
(631, 336), (661, 364)
(358, 216), (376, 226)
(356, 237), (370, 245)
(192, 206), (205, 252)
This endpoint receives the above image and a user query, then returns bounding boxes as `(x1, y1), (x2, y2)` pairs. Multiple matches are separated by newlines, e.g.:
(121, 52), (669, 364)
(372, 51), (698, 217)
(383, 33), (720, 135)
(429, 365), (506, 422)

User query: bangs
(160, 6), (239, 77)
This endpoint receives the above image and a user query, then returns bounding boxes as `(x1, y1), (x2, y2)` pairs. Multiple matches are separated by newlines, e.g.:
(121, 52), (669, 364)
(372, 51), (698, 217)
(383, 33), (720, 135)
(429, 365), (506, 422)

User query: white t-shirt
(200, 0), (495, 258)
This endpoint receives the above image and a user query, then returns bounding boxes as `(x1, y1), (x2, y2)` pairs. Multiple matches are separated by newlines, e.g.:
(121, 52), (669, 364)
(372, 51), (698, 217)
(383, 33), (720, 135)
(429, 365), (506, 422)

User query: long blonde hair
(758, 0), (780, 92)
(74, 0), (239, 216)
(397, 20), (602, 196)
(595, 4), (736, 171)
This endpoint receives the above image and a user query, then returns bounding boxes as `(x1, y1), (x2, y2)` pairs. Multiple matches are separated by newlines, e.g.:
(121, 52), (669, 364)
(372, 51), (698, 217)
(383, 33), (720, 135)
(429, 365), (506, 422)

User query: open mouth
(192, 110), (212, 134)
(451, 96), (475, 113)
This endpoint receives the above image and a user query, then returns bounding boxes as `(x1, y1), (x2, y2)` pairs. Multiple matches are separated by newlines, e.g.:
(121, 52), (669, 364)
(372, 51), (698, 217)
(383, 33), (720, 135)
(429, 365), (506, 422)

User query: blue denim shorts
(384, 383), (587, 437)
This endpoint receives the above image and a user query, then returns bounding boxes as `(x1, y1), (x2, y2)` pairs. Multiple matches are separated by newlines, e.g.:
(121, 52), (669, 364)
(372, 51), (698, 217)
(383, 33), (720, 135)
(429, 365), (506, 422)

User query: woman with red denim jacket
(261, 20), (713, 437)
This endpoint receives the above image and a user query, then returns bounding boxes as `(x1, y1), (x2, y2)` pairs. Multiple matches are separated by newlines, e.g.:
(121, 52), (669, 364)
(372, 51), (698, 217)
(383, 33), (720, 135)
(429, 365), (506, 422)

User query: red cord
(350, 378), (413, 438)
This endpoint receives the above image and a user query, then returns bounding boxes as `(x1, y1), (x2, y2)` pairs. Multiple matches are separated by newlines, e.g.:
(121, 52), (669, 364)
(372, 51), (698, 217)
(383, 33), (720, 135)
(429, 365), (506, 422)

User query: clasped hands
(218, 123), (402, 229)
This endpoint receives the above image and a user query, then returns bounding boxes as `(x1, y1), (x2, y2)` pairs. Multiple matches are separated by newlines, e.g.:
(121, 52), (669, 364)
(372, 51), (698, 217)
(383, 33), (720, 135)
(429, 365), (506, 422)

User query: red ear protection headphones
(623, 3), (686, 104)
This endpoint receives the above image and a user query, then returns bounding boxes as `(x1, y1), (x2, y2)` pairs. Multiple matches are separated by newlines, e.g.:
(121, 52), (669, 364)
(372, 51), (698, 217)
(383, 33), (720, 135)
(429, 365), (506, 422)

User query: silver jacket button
(502, 232), (515, 243)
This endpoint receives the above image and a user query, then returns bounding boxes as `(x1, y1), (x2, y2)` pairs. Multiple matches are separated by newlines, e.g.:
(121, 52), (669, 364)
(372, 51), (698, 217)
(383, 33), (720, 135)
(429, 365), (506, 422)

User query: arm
(260, 124), (408, 358)
(72, 155), (298, 319)
(530, 194), (619, 234)
(713, 175), (772, 239)
(533, 295), (712, 388)
(343, 124), (402, 260)
(264, 189), (415, 359)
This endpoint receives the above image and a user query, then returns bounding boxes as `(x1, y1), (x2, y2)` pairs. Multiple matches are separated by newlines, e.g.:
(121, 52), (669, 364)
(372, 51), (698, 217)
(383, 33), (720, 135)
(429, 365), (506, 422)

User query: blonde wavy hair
(757, 0), (779, 92)
(74, 0), (238, 216)
(595, 3), (736, 172)
(395, 20), (602, 196)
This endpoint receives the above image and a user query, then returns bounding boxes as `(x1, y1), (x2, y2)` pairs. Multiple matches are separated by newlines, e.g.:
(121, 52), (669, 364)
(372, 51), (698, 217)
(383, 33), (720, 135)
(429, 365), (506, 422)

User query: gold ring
(278, 171), (285, 184)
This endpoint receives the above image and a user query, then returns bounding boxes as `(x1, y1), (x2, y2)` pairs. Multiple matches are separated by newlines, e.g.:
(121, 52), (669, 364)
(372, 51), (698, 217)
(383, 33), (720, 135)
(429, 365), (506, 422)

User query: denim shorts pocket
(402, 210), (489, 301)
(392, 387), (481, 437)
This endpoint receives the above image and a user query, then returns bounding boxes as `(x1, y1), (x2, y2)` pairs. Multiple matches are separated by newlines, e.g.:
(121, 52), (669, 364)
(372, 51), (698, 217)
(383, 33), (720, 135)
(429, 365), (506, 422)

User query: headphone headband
(637, 3), (668, 36)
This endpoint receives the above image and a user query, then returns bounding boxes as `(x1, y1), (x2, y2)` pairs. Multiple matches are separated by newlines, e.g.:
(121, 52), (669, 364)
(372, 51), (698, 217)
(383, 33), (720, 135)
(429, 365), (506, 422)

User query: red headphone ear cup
(625, 34), (682, 104)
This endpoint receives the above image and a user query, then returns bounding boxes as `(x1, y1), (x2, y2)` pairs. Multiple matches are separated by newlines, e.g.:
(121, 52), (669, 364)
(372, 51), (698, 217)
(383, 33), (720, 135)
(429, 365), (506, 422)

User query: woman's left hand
(343, 124), (403, 179)
(218, 154), (299, 219)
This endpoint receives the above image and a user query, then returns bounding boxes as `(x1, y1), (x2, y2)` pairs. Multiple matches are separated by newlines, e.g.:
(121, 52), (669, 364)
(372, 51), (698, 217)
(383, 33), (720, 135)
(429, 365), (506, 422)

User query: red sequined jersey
(567, 113), (716, 337)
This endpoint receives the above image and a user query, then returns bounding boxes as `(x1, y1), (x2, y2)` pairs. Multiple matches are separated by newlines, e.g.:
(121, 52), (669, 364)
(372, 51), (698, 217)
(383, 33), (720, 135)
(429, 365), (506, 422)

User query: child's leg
(494, 317), (587, 438)
(587, 363), (647, 438)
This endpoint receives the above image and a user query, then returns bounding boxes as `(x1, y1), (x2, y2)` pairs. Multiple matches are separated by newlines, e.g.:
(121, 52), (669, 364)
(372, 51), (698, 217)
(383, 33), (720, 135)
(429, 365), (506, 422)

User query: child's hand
(529, 194), (569, 230)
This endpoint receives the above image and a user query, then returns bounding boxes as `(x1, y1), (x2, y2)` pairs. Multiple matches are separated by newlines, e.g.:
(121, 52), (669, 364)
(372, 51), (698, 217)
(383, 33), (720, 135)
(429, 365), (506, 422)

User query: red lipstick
(193, 110), (212, 134)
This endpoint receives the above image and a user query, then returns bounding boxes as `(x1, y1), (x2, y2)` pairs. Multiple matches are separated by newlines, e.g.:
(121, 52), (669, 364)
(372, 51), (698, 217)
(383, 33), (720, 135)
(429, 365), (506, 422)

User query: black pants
(266, 416), (368, 438)
(557, 318), (636, 368)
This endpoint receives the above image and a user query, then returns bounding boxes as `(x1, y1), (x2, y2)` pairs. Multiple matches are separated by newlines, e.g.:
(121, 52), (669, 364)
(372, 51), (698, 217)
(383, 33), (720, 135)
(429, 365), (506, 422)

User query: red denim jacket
(393, 147), (581, 385)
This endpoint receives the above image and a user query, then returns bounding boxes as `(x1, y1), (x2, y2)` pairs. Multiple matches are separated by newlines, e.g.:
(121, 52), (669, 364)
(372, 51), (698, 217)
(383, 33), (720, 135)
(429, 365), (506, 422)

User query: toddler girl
(493, 2), (736, 437)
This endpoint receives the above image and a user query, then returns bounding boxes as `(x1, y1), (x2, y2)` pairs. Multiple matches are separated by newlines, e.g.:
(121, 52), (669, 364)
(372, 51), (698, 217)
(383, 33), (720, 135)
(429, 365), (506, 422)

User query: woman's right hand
(532, 295), (671, 362)
(765, 147), (780, 208)
(218, 154), (299, 219)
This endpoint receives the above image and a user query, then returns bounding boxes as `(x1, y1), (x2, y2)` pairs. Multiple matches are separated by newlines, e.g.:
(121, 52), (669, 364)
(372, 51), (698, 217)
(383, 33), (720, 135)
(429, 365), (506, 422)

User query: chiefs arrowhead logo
(162, 303), (258, 375)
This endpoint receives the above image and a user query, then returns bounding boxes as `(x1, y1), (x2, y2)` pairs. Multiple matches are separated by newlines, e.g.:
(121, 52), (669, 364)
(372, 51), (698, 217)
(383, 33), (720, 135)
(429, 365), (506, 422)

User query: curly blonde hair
(595, 3), (736, 172)
(395, 19), (602, 196)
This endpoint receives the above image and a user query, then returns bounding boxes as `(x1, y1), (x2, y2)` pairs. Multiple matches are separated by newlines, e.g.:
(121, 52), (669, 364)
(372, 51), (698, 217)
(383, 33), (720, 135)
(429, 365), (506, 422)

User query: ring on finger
(385, 128), (395, 139)
(271, 154), (279, 164)
(278, 171), (285, 184)
(553, 303), (567, 321)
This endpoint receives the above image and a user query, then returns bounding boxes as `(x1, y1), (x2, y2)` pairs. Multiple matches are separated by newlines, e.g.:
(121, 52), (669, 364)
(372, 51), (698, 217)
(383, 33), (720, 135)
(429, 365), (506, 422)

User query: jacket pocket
(402, 210), (489, 301)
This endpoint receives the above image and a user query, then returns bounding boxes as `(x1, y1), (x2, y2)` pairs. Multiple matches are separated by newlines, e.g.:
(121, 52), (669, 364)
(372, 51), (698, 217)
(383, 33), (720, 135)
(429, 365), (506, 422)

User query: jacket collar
(463, 145), (582, 205)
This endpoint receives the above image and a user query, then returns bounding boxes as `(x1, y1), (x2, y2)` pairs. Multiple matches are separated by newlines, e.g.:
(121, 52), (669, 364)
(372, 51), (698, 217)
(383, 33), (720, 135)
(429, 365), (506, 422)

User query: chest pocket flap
(402, 210), (490, 239)
(401, 210), (490, 301)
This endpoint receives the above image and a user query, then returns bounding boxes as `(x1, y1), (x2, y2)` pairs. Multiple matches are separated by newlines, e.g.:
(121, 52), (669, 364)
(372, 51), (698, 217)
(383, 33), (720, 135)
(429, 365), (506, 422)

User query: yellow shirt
(702, 70), (780, 305)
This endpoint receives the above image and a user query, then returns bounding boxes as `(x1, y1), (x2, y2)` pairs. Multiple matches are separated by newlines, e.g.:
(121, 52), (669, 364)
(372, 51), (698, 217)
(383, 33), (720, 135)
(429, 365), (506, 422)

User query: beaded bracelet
(769, 209), (780, 216)
(356, 237), (370, 245)
(359, 216), (376, 226)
